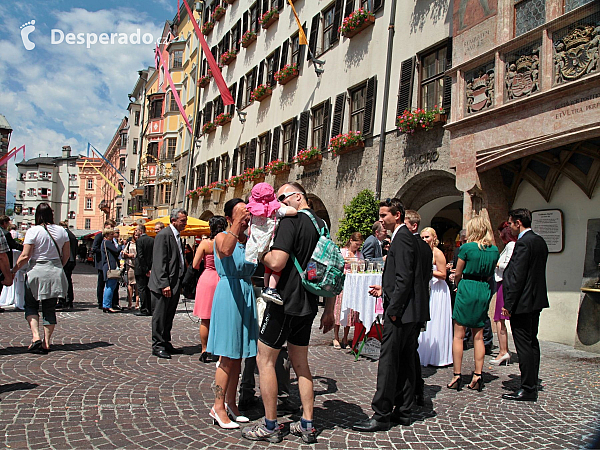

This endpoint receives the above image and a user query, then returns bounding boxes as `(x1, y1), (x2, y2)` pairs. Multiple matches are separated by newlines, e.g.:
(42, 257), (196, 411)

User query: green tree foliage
(5, 209), (13, 216)
(336, 190), (379, 246)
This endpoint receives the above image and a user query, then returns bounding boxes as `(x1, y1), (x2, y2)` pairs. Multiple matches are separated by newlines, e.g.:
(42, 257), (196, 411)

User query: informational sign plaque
(532, 209), (563, 253)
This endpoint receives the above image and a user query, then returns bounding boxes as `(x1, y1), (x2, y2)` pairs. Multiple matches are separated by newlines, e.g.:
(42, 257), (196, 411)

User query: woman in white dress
(418, 227), (453, 367)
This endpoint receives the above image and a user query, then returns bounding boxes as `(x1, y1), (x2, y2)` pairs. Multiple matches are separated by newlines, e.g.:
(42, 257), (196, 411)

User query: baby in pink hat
(246, 182), (297, 304)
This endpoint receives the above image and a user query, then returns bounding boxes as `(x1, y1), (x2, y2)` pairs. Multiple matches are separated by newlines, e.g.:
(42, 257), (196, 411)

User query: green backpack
(291, 210), (346, 297)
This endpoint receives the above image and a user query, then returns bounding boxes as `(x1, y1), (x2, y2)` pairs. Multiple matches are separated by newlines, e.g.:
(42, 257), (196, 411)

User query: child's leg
(264, 267), (272, 288)
(268, 271), (281, 290)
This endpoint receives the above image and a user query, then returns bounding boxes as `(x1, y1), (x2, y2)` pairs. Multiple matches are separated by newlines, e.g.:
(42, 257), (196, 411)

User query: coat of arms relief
(554, 23), (600, 84)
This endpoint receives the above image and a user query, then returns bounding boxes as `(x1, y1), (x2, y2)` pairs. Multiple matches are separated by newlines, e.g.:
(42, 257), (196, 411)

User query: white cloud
(0, 6), (164, 199)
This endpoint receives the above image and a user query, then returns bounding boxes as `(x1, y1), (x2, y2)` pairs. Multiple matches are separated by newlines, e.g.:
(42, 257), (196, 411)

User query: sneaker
(290, 420), (317, 444)
(262, 287), (283, 305)
(241, 421), (284, 443)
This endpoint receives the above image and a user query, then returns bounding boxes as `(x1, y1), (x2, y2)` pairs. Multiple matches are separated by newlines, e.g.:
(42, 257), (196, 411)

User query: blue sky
(0, 0), (178, 206)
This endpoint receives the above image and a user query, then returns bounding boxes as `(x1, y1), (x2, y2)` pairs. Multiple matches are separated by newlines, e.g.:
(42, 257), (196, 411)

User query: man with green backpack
(241, 182), (339, 445)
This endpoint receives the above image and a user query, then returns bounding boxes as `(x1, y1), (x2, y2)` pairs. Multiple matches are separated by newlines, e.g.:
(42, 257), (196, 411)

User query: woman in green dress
(447, 216), (499, 392)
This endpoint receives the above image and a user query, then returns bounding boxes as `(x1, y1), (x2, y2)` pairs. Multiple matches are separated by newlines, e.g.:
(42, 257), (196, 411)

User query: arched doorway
(307, 194), (331, 230)
(199, 210), (214, 221)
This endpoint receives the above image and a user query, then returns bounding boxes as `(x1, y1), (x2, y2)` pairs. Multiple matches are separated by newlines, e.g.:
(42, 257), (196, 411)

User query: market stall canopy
(145, 216), (210, 237)
(117, 224), (136, 236)
(71, 229), (100, 240)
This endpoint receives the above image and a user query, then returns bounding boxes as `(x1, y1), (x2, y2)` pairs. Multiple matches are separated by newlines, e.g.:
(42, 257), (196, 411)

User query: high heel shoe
(209, 407), (239, 429)
(199, 352), (210, 363)
(447, 373), (463, 391)
(490, 353), (511, 366)
(225, 403), (249, 423)
(103, 308), (118, 313)
(468, 373), (485, 391)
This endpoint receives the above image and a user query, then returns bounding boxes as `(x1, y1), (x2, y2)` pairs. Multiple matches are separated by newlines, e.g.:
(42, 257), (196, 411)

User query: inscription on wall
(296, 168), (322, 180)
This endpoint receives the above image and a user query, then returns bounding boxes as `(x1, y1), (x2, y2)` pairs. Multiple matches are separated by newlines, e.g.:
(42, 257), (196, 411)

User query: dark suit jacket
(100, 239), (120, 281)
(382, 225), (431, 324)
(503, 230), (549, 315)
(135, 233), (154, 276)
(91, 232), (104, 270)
(362, 234), (383, 261)
(2, 228), (23, 268)
(148, 226), (183, 295)
(66, 228), (78, 263)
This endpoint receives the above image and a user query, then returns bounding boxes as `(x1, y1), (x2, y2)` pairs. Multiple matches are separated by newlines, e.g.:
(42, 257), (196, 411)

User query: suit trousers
(510, 310), (541, 392)
(96, 270), (105, 308)
(151, 289), (180, 351)
(239, 347), (290, 404)
(136, 275), (151, 314)
(63, 261), (75, 305)
(372, 318), (419, 422)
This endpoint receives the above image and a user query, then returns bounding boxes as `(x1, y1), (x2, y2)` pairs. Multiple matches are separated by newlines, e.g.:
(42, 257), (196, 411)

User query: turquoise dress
(207, 233), (258, 359)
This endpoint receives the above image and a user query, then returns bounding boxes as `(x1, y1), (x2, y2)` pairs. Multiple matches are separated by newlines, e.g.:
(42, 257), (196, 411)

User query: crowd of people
(4, 182), (550, 443)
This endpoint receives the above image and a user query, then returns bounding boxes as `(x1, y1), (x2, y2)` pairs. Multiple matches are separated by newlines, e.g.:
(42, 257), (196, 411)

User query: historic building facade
(0, 114), (12, 215)
(101, 117), (129, 223)
(446, 0), (599, 350)
(76, 157), (104, 231)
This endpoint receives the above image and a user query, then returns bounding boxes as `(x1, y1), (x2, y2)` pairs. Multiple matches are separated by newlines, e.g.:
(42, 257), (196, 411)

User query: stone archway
(395, 170), (460, 211)
(307, 194), (331, 230)
(199, 210), (214, 221)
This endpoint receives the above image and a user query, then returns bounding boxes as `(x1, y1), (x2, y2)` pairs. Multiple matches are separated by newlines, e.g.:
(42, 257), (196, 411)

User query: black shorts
(259, 302), (316, 349)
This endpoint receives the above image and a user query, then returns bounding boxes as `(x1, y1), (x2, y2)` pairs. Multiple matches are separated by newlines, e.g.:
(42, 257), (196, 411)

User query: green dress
(453, 242), (499, 328)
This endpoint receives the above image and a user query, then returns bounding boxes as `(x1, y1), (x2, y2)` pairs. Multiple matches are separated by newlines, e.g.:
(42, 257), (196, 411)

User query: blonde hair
(466, 216), (494, 249)
(103, 227), (115, 238)
(420, 227), (439, 247)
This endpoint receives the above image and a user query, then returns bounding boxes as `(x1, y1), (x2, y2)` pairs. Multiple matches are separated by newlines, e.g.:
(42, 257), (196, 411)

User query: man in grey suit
(362, 221), (386, 261)
(149, 209), (188, 359)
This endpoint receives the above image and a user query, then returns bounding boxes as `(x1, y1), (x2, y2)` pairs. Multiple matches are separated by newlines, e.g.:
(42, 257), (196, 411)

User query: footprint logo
(20, 20), (36, 51)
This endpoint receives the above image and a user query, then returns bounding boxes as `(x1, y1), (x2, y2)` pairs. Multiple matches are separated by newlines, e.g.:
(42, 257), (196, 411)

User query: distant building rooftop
(0, 115), (12, 131)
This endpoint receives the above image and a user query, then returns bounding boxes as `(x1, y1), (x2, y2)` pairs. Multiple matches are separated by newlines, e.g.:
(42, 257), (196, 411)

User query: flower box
(294, 147), (323, 166)
(220, 50), (237, 66)
(260, 9), (279, 29)
(397, 106), (446, 134)
(202, 122), (216, 135)
(298, 154), (322, 166)
(251, 84), (273, 102)
(241, 30), (257, 48)
(340, 10), (375, 39)
(433, 113), (447, 124)
(274, 64), (299, 86)
(242, 167), (266, 182)
(227, 176), (244, 187)
(215, 112), (232, 126)
(202, 21), (214, 35)
(329, 131), (365, 156)
(212, 6), (226, 22)
(266, 160), (291, 175)
(197, 75), (210, 88)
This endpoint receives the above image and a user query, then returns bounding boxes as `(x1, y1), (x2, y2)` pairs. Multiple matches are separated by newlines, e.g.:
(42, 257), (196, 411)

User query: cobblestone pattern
(0, 267), (598, 449)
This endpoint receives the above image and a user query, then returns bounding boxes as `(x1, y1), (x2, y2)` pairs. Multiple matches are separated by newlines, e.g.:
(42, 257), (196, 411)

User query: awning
(145, 216), (209, 237)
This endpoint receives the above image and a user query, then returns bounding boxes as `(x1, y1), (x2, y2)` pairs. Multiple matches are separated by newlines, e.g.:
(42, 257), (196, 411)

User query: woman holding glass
(333, 232), (363, 350)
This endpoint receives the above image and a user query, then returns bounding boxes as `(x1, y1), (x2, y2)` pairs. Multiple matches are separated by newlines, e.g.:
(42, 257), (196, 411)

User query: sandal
(27, 340), (43, 353)
(332, 339), (341, 349)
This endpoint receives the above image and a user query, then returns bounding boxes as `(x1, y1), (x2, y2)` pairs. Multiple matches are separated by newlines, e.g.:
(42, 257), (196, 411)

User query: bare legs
(199, 319), (210, 353)
(470, 327), (485, 387)
(494, 319), (509, 358)
(450, 321), (465, 385)
(287, 343), (313, 421)
(213, 356), (242, 424)
(26, 314), (55, 350)
(257, 341), (280, 421)
(127, 284), (137, 309)
(333, 325), (351, 348)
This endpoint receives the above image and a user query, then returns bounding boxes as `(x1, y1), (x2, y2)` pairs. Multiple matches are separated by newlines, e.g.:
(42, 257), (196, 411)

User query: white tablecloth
(341, 273), (382, 329)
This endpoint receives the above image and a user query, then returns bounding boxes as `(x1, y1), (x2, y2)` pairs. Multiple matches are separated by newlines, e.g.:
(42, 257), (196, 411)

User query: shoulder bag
(103, 241), (122, 279)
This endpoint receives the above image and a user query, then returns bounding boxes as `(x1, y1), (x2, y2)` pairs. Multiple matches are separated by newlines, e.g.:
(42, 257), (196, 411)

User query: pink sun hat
(246, 182), (281, 217)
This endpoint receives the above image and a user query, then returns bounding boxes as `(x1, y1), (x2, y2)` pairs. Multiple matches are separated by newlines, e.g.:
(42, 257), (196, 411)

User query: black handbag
(181, 260), (204, 299)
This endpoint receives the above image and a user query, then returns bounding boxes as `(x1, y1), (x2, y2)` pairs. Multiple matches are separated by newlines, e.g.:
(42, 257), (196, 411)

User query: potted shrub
(212, 5), (226, 22)
(201, 21), (214, 35)
(215, 112), (233, 126)
(339, 9), (375, 39)
(240, 30), (257, 48)
(202, 122), (217, 135)
(266, 159), (291, 175)
(329, 131), (365, 156)
(397, 106), (446, 134)
(251, 84), (273, 102)
(259, 9), (279, 29)
(294, 147), (323, 166)
(220, 49), (237, 66)
(274, 63), (299, 85)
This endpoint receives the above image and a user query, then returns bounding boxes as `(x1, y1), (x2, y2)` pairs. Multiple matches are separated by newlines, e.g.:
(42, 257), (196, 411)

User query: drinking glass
(358, 260), (365, 273)
(351, 262), (358, 273)
(367, 262), (374, 273)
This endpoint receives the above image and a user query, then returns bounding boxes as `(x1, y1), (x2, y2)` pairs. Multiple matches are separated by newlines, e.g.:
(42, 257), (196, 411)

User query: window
(282, 120), (294, 161)
(312, 104), (325, 150)
(40, 187), (49, 198)
(27, 188), (36, 197)
(69, 191), (77, 200)
(165, 183), (172, 205)
(221, 153), (230, 180)
(322, 5), (336, 54)
(85, 198), (92, 209)
(147, 142), (158, 159)
(514, 0), (545, 37)
(69, 211), (76, 219)
(119, 157), (125, 172)
(349, 85), (366, 132)
(40, 171), (51, 179)
(149, 98), (163, 119)
(245, 68), (256, 106)
(166, 138), (177, 160)
(28, 172), (37, 179)
(170, 50), (183, 69)
(239, 144), (247, 172)
(132, 139), (138, 154)
(198, 163), (207, 187)
(134, 111), (140, 126)
(85, 218), (91, 230)
(565, 0), (594, 12)
(266, 49), (280, 87)
(169, 90), (181, 112)
(130, 169), (136, 184)
(291, 34), (300, 67)
(120, 132), (127, 147)
(259, 133), (269, 167)
(420, 46), (447, 111)
(249, 4), (259, 33)
(70, 174), (77, 181)
(86, 179), (94, 190)
(232, 20), (241, 53)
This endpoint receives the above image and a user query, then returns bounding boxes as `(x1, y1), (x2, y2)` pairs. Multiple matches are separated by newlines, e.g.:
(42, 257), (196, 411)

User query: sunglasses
(277, 191), (301, 202)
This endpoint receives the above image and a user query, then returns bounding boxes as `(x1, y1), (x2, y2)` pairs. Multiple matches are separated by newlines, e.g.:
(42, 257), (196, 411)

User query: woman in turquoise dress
(207, 198), (258, 430)
(448, 215), (499, 393)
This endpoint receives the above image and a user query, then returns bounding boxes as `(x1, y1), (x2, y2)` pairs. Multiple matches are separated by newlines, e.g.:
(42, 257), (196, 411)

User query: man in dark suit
(502, 208), (549, 402)
(134, 224), (154, 317)
(59, 221), (78, 309)
(362, 221), (386, 261)
(149, 209), (188, 359)
(92, 219), (116, 309)
(0, 216), (23, 270)
(353, 199), (431, 432)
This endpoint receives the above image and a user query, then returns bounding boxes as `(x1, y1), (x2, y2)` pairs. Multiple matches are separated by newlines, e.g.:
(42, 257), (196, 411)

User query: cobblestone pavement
(0, 265), (599, 449)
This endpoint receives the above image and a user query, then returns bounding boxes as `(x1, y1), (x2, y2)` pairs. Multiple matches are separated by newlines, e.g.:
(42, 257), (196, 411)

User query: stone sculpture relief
(554, 24), (600, 84)
(466, 67), (495, 113)
(505, 50), (540, 100)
